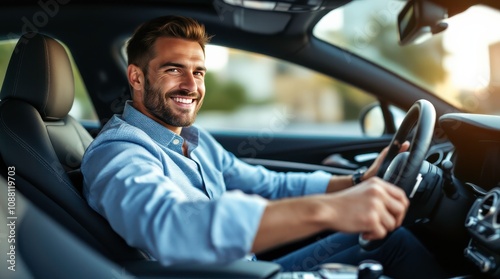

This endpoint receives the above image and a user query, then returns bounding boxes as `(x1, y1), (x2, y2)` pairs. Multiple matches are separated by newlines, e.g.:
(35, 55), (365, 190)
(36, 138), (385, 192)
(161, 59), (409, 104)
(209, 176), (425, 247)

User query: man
(82, 15), (446, 278)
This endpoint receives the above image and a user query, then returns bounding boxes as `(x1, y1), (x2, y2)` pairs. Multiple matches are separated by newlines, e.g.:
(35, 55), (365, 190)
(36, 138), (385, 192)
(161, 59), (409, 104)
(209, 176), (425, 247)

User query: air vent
(478, 193), (497, 220)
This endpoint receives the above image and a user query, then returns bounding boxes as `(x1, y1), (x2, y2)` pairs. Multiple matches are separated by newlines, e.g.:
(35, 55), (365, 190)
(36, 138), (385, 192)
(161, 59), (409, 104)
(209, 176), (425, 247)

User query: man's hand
(362, 141), (410, 181)
(323, 177), (409, 240)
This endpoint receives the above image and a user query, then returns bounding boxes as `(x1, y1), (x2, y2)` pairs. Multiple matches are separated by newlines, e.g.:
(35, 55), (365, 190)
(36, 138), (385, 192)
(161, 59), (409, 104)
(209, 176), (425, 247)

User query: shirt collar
(122, 101), (199, 152)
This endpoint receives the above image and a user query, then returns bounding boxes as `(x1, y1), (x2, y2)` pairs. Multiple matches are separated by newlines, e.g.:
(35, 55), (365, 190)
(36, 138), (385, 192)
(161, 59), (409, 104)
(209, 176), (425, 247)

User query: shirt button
(172, 139), (180, 145)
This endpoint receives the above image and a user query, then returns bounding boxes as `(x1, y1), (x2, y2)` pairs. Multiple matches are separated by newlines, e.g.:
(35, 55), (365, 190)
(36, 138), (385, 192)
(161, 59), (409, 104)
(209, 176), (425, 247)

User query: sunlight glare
(443, 5), (500, 91)
(205, 45), (229, 71)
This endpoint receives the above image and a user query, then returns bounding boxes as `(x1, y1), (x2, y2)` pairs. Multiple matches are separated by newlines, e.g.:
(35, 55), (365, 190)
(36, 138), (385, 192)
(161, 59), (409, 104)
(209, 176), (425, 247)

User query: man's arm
(82, 137), (268, 265)
(252, 177), (409, 253)
(200, 129), (332, 199)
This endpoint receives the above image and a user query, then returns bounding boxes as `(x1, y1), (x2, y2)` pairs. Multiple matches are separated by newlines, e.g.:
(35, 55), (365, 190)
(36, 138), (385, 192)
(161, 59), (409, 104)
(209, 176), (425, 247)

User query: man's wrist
(351, 167), (367, 186)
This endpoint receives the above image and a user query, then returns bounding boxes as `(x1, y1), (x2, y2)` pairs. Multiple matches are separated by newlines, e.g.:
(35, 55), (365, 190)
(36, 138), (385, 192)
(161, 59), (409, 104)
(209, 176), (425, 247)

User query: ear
(127, 64), (145, 99)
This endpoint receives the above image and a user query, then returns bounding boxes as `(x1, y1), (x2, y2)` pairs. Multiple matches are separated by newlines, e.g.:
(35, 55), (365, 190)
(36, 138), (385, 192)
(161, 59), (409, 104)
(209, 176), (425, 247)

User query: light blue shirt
(82, 102), (331, 265)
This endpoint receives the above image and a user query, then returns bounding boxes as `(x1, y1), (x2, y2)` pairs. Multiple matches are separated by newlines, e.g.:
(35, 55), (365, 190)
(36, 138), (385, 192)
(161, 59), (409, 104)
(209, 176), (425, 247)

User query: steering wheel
(359, 99), (436, 250)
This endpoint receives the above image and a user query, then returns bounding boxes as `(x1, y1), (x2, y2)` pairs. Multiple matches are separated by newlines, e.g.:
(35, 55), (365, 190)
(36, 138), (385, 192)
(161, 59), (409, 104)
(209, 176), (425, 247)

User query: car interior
(1, 0), (500, 278)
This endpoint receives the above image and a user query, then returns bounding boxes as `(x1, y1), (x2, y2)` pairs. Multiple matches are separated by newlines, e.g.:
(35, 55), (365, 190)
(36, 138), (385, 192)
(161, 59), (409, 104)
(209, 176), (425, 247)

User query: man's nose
(179, 73), (197, 92)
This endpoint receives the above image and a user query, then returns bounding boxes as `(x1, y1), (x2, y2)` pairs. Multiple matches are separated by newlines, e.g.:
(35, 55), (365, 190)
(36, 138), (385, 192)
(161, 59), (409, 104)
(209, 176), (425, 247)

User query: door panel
(211, 131), (393, 174)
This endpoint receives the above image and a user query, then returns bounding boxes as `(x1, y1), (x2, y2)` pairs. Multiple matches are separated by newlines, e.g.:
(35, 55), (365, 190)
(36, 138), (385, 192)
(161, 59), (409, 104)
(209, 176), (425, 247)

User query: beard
(142, 77), (202, 127)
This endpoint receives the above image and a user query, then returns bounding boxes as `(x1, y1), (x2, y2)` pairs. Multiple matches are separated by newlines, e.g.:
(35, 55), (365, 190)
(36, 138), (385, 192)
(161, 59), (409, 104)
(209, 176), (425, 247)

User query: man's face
(141, 37), (206, 129)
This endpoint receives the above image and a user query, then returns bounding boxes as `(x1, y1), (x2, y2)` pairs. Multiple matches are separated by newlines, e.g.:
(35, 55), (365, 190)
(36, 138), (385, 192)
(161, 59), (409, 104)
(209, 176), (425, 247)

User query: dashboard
(440, 113), (500, 192)
(439, 113), (500, 277)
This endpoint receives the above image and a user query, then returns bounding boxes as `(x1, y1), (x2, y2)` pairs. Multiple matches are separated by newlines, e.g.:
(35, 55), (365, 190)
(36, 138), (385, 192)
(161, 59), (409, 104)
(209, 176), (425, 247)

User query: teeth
(173, 97), (193, 104)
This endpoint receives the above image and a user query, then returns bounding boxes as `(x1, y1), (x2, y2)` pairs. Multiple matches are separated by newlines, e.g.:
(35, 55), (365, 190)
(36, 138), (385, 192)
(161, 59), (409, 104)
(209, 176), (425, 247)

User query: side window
(197, 46), (376, 136)
(0, 39), (98, 123)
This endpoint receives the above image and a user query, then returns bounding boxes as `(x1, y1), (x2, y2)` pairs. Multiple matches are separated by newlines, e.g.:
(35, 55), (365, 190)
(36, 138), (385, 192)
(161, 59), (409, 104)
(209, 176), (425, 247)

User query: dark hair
(126, 15), (212, 73)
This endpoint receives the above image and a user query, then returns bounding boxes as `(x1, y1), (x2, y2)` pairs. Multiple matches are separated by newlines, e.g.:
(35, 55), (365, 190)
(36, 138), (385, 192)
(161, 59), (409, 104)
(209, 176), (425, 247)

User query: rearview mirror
(398, 0), (448, 45)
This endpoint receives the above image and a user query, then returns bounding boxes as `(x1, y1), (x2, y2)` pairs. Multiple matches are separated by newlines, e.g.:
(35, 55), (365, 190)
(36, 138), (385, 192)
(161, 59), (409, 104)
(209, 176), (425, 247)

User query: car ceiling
(1, 0), (491, 121)
(3, 0), (498, 39)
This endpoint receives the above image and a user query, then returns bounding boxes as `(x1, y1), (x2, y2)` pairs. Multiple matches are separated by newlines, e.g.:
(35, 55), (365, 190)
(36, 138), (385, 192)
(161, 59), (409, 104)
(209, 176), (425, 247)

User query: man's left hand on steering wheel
(359, 141), (411, 184)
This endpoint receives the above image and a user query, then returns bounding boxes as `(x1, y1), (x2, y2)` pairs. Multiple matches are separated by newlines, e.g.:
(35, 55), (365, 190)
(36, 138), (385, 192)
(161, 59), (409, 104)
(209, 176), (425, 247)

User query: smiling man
(81, 15), (447, 278)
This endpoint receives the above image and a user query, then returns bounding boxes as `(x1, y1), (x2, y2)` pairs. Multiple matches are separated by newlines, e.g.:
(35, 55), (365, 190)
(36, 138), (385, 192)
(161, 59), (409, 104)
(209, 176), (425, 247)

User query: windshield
(314, 0), (500, 115)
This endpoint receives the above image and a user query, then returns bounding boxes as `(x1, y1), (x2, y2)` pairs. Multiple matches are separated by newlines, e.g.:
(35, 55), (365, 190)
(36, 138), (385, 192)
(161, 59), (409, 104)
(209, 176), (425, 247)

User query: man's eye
(166, 68), (180, 73)
(194, 71), (205, 77)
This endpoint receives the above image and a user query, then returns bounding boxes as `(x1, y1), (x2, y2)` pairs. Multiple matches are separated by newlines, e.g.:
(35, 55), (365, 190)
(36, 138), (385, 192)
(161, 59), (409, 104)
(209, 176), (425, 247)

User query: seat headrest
(0, 33), (74, 120)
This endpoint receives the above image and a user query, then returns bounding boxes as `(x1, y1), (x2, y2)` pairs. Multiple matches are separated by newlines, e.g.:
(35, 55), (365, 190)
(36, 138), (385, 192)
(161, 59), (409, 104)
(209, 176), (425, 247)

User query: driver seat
(0, 33), (146, 262)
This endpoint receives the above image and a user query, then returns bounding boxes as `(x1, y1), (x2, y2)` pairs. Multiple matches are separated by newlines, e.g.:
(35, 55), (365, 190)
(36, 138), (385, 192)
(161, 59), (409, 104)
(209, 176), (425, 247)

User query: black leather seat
(0, 33), (146, 262)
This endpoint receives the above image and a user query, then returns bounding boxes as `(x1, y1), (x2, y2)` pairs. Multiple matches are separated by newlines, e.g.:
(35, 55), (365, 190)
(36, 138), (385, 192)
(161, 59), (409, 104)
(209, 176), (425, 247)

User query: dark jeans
(273, 228), (448, 279)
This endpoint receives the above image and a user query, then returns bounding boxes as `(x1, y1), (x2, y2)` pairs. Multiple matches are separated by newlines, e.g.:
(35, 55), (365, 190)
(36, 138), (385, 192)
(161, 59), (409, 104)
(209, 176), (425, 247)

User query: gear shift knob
(357, 260), (383, 279)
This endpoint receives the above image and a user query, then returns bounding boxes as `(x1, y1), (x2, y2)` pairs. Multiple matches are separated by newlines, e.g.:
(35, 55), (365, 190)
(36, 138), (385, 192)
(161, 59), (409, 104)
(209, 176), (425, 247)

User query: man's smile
(170, 96), (197, 108)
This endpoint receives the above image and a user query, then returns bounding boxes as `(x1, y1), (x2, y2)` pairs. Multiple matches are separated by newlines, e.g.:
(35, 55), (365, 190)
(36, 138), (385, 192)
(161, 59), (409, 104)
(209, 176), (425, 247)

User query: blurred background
(1, 0), (499, 136)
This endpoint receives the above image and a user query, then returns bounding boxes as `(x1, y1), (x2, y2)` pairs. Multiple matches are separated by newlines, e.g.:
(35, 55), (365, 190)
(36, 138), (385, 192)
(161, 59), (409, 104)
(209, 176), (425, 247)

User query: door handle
(322, 154), (359, 169)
